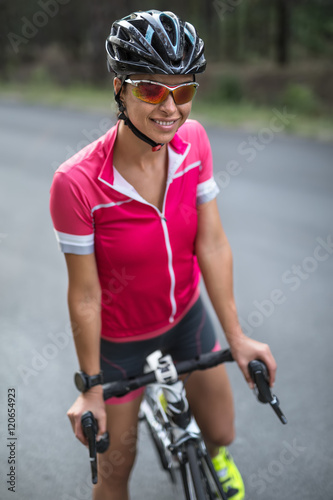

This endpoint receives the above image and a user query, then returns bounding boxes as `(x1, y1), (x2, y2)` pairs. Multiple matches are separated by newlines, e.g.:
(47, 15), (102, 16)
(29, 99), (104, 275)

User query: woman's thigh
(184, 363), (235, 447)
(94, 394), (143, 490)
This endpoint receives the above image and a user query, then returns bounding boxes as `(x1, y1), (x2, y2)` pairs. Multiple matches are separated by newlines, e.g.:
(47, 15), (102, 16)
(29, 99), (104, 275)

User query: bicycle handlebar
(102, 348), (287, 423)
(102, 348), (234, 400)
(82, 348), (287, 483)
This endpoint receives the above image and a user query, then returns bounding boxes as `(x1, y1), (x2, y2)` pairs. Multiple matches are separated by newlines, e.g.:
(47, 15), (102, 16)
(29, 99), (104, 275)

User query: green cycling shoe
(211, 447), (245, 499)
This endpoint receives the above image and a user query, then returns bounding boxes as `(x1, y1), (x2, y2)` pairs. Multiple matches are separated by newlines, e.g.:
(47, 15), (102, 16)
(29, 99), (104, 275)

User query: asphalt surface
(0, 100), (332, 500)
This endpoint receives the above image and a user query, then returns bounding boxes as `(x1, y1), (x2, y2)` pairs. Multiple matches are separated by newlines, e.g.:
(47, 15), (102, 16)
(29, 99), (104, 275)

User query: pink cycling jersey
(50, 119), (219, 341)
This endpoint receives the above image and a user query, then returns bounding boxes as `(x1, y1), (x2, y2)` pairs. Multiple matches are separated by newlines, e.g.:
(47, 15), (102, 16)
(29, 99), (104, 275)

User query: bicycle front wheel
(181, 441), (207, 500)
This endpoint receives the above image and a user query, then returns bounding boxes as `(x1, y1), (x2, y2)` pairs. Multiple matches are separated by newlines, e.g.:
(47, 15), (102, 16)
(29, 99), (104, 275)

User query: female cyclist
(50, 10), (276, 500)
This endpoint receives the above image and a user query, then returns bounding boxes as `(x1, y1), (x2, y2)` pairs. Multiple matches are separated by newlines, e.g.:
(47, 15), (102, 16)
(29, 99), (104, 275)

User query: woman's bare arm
(195, 199), (277, 387)
(64, 253), (106, 443)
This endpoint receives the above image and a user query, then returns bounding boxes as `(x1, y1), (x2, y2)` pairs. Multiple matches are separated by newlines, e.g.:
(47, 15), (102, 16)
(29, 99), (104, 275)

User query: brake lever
(81, 411), (110, 484)
(248, 360), (288, 425)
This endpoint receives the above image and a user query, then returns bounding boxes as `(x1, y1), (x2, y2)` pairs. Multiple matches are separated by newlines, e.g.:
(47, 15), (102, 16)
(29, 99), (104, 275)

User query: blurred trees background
(1, 0), (333, 111)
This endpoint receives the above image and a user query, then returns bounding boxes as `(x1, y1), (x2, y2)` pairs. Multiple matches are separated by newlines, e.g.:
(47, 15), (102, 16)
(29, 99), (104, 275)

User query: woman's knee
(186, 365), (236, 447)
(212, 423), (236, 447)
(203, 420), (236, 447)
(97, 443), (137, 487)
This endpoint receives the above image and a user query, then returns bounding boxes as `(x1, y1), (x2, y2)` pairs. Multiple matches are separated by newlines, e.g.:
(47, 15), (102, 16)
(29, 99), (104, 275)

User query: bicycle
(81, 348), (287, 499)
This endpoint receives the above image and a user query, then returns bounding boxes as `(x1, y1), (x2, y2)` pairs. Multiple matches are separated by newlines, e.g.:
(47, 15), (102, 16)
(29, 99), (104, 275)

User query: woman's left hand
(229, 334), (277, 389)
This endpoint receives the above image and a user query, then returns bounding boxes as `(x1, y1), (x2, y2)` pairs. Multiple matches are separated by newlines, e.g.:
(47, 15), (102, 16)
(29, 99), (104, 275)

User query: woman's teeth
(153, 120), (176, 126)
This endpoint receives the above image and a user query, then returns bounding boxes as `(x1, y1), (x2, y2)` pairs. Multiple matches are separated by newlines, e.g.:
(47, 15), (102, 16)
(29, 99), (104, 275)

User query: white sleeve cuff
(197, 177), (220, 205)
(54, 230), (94, 254)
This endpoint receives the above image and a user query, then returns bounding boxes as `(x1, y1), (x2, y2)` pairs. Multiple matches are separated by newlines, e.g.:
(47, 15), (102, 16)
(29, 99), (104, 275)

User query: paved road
(0, 100), (332, 500)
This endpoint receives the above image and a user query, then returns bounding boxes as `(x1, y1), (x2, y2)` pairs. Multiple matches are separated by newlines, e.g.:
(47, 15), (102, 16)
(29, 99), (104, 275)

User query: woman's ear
(113, 77), (127, 115)
(113, 77), (122, 95)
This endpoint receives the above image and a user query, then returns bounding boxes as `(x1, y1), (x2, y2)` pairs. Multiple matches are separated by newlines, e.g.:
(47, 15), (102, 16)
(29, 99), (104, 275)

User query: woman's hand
(67, 386), (107, 446)
(229, 334), (277, 389)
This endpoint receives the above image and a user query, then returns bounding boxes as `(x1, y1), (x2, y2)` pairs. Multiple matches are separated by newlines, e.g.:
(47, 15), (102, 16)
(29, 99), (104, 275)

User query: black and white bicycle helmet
(105, 10), (206, 151)
(106, 10), (206, 76)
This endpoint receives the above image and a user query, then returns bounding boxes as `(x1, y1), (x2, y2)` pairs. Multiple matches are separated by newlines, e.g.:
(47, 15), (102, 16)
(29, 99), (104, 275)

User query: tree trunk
(88, 2), (118, 84)
(276, 0), (290, 65)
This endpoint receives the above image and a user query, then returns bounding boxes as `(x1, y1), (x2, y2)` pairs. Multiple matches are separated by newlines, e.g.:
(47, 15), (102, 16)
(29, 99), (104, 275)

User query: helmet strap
(114, 86), (164, 152)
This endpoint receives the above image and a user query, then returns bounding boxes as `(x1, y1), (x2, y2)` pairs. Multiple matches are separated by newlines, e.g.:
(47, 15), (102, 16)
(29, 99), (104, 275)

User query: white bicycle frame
(139, 351), (228, 499)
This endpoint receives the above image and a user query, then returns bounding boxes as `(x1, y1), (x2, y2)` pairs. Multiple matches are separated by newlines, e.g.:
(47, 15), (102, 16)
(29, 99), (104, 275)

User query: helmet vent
(184, 39), (190, 58)
(160, 14), (176, 46)
(150, 35), (168, 62)
(119, 27), (130, 42)
(131, 19), (147, 37)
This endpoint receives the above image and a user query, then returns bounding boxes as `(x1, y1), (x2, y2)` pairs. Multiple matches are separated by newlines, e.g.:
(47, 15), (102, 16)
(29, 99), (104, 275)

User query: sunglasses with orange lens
(124, 79), (199, 105)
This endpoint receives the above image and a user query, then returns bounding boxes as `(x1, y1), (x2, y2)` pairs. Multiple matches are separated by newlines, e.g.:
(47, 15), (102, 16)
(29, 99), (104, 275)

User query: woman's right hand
(67, 385), (107, 446)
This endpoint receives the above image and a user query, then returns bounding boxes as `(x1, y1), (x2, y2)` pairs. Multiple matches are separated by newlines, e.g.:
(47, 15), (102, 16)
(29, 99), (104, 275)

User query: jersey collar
(98, 121), (191, 188)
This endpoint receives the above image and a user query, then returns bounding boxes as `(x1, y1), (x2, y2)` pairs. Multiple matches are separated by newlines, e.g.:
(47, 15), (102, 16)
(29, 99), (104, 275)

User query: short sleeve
(50, 172), (94, 254)
(195, 123), (220, 205)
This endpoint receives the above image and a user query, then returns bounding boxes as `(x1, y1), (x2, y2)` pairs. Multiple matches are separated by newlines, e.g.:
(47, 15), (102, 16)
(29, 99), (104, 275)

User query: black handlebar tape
(102, 349), (234, 401)
(176, 349), (234, 375)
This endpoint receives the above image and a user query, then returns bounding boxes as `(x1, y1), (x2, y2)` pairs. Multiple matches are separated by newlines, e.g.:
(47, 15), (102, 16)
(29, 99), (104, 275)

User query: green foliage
(205, 75), (244, 103)
(217, 75), (244, 102)
(29, 65), (53, 85)
(292, 3), (333, 58)
(280, 83), (321, 115)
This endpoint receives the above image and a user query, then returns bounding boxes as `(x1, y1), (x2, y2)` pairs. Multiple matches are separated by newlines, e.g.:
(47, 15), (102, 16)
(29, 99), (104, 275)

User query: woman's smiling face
(114, 74), (194, 146)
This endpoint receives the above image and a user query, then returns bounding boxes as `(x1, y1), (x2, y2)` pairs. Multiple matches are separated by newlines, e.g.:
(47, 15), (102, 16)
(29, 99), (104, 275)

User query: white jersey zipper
(98, 176), (177, 323)
(160, 217), (177, 323)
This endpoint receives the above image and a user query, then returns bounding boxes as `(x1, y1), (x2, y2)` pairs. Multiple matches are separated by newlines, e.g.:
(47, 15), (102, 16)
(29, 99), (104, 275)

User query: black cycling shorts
(100, 295), (219, 404)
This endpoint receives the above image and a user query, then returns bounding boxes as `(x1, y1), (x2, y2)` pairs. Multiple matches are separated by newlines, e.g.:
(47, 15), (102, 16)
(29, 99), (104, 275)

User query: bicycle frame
(139, 364), (229, 499)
